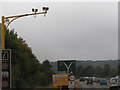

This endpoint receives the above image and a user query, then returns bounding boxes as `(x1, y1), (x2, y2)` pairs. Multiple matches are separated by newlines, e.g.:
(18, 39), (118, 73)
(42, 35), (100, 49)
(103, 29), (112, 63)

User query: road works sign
(52, 74), (69, 86)
(69, 75), (75, 81)
(57, 60), (76, 76)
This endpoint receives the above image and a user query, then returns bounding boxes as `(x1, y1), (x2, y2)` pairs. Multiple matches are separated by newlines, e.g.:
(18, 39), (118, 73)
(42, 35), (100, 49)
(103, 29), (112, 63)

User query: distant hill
(76, 60), (118, 68)
(50, 60), (118, 74)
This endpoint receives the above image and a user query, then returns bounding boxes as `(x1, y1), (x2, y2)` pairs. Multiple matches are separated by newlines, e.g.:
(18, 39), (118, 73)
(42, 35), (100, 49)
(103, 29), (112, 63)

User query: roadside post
(68, 74), (75, 89)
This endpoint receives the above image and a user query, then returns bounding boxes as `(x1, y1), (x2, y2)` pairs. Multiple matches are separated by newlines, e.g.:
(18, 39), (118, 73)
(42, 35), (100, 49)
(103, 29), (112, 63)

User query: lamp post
(1, 7), (49, 49)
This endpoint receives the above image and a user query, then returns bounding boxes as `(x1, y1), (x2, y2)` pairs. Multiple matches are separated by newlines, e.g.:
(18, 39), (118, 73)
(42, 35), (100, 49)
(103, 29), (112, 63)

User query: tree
(77, 65), (84, 78)
(43, 60), (52, 69)
(95, 66), (103, 77)
(41, 60), (54, 86)
(84, 65), (95, 77)
(2, 25), (54, 88)
(103, 64), (111, 77)
(118, 60), (120, 76)
(111, 68), (118, 77)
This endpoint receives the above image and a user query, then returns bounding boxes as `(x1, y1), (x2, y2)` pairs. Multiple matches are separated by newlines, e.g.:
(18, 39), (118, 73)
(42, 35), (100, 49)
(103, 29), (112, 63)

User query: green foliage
(77, 65), (84, 78)
(4, 28), (54, 88)
(83, 65), (95, 77)
(95, 66), (103, 77)
(118, 60), (120, 76)
(111, 68), (118, 77)
(103, 64), (111, 77)
(77, 64), (118, 78)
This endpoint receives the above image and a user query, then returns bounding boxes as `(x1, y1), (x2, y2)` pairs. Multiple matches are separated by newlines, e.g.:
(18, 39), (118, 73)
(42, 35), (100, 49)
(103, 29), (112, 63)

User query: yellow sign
(52, 74), (69, 86)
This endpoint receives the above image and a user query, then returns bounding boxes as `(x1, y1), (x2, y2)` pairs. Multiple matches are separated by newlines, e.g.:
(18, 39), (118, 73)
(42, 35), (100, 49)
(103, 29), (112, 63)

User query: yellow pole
(1, 11), (47, 50)
(2, 16), (5, 49)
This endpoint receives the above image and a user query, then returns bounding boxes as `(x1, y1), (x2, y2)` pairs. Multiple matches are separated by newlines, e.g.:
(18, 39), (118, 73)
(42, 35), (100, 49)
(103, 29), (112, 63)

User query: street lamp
(1, 7), (49, 49)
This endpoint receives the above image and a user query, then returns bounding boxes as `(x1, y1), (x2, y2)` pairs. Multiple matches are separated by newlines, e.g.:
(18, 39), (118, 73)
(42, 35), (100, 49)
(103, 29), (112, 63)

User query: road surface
(79, 81), (110, 90)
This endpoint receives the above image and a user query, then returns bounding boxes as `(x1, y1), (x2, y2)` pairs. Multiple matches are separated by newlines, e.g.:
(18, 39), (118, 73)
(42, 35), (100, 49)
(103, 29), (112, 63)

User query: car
(86, 78), (93, 85)
(100, 79), (107, 85)
(84, 77), (89, 81)
(96, 78), (101, 83)
(93, 77), (98, 82)
(79, 77), (84, 81)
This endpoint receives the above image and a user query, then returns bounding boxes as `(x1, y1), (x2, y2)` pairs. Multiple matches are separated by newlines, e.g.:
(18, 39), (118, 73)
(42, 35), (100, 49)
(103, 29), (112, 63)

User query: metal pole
(5, 12), (46, 19)
(1, 11), (47, 49)
(1, 16), (5, 49)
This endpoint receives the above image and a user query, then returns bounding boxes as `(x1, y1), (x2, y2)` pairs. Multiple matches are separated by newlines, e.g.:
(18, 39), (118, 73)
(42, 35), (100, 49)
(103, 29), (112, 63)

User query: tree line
(1, 24), (54, 88)
(77, 64), (119, 78)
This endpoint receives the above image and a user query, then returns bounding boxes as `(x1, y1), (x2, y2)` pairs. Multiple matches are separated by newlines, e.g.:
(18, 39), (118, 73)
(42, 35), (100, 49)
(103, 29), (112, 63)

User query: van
(110, 76), (120, 88)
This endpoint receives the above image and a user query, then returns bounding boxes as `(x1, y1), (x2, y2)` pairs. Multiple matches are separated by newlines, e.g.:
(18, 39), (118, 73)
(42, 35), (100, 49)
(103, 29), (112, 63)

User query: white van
(110, 76), (120, 88)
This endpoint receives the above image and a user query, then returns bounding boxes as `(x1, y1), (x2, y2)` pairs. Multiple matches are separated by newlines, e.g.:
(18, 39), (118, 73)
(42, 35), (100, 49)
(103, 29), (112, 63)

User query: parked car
(100, 79), (107, 85)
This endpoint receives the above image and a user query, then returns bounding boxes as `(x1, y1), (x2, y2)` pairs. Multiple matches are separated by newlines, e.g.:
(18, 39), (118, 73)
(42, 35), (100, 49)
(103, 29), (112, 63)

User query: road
(65, 79), (119, 90)
(79, 81), (110, 89)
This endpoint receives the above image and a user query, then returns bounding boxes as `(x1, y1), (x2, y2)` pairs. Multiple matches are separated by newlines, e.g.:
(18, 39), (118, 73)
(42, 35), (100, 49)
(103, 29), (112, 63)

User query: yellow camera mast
(1, 7), (49, 49)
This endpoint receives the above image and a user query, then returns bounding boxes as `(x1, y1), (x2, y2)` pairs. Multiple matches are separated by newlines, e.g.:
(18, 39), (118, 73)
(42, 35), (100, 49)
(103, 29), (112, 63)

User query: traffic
(51, 60), (120, 90)
(78, 76), (120, 89)
(52, 75), (120, 89)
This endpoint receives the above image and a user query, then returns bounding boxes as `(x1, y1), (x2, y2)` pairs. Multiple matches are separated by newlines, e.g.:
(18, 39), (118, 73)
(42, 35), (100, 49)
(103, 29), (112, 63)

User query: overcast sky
(1, 1), (118, 62)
